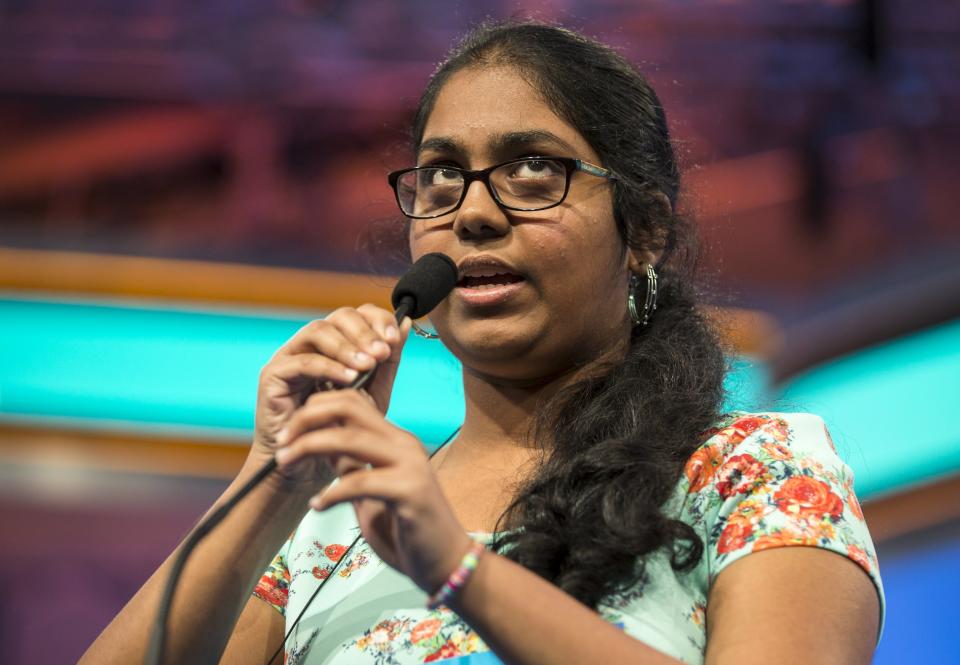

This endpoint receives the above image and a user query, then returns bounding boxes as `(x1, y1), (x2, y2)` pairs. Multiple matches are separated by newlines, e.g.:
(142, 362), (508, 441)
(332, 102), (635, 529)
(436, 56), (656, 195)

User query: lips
(455, 255), (527, 305)
(457, 256), (525, 286)
(458, 272), (525, 289)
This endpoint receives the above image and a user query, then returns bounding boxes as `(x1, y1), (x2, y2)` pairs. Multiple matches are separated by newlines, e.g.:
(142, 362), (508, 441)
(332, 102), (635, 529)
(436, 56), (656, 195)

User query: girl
(82, 21), (883, 665)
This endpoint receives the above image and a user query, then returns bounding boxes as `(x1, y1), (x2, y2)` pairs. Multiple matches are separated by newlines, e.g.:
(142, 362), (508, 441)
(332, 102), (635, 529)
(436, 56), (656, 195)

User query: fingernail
(370, 341), (390, 356)
(276, 428), (288, 445)
(309, 496), (323, 511)
(344, 368), (359, 381)
(385, 325), (399, 342)
(353, 351), (372, 365)
(275, 447), (292, 465)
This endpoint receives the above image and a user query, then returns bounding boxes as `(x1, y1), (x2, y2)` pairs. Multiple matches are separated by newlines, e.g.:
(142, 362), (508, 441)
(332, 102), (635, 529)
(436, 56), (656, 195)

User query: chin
(439, 317), (542, 365)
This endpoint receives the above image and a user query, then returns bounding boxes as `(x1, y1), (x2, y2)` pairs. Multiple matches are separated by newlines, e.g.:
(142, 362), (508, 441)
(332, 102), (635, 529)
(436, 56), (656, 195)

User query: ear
(625, 191), (671, 274)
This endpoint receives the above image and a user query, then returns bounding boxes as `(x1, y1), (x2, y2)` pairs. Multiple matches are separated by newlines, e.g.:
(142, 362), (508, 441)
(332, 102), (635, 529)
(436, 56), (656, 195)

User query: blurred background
(1, 1), (958, 663)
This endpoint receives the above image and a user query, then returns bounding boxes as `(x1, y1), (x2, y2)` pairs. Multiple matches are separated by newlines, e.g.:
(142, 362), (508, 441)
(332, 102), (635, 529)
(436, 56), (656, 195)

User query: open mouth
(458, 272), (525, 289)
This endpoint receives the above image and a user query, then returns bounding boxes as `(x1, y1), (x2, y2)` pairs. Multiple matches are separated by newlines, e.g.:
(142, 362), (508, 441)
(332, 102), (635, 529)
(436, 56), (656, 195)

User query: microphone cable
(264, 425), (460, 665)
(145, 253), (458, 665)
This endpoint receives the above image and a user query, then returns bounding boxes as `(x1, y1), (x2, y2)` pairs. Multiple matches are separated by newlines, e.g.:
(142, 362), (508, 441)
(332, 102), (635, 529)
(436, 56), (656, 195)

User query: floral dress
(254, 412), (885, 664)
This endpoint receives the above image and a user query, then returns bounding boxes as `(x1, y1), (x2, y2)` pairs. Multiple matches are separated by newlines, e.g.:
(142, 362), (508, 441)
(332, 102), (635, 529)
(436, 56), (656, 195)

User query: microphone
(146, 253), (458, 665)
(392, 252), (459, 320)
(346, 252), (458, 392)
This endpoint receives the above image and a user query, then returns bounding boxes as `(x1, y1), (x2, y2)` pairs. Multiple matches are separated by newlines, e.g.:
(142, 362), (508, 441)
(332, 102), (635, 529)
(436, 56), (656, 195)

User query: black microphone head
(391, 253), (458, 319)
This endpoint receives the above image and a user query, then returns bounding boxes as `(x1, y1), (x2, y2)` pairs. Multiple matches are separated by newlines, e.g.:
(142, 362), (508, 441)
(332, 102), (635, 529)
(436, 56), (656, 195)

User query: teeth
(460, 273), (523, 288)
(468, 270), (509, 278)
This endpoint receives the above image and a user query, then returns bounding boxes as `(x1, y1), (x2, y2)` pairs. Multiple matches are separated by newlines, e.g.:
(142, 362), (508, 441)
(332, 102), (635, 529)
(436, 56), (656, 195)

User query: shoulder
(675, 411), (885, 634)
(680, 411), (859, 537)
(700, 411), (833, 451)
(682, 411), (841, 495)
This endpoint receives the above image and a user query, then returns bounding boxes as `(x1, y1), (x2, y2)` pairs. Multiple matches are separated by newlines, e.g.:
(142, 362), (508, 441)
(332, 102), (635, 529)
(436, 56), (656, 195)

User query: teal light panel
(2, 295), (957, 497)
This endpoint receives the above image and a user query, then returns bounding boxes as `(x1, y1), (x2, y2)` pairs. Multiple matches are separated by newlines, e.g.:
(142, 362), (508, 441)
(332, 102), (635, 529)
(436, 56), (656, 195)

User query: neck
(451, 340), (627, 461)
(458, 371), (556, 452)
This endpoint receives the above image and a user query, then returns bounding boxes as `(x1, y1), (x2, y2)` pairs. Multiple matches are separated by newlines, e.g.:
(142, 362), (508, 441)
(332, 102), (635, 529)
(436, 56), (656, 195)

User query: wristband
(427, 540), (486, 609)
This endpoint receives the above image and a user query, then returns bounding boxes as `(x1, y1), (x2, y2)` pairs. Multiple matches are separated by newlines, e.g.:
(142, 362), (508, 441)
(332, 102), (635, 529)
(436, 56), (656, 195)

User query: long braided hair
(409, 20), (728, 609)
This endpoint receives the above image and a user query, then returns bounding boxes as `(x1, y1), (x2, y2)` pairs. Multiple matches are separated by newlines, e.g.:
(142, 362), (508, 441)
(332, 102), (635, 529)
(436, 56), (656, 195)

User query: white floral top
(254, 412), (885, 664)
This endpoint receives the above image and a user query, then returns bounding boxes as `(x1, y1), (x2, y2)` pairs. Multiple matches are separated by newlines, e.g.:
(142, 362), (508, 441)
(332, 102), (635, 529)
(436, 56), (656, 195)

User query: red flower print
(727, 498), (770, 527)
(338, 552), (370, 578)
(768, 417), (791, 441)
(410, 618), (442, 644)
(424, 640), (461, 662)
(809, 520), (836, 542)
(799, 457), (829, 478)
(774, 476), (844, 522)
(753, 527), (817, 552)
(727, 416), (766, 445)
(761, 441), (793, 461)
(312, 566), (331, 580)
(715, 454), (767, 499)
(847, 490), (864, 521)
(684, 444), (724, 493)
(689, 601), (706, 627)
(847, 544), (872, 573)
(717, 521), (754, 554)
(325, 544), (347, 562)
(254, 575), (288, 607)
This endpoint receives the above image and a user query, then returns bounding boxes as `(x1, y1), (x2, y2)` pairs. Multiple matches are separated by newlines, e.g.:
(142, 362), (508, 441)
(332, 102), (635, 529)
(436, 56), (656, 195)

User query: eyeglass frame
(386, 156), (618, 220)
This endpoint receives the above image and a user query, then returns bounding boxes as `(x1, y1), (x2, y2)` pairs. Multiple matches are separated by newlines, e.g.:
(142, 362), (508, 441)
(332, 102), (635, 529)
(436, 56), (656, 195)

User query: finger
(330, 453), (369, 477)
(366, 316), (411, 382)
(389, 317), (413, 364)
(327, 307), (393, 363)
(275, 420), (406, 469)
(364, 316), (412, 402)
(286, 317), (378, 373)
(280, 390), (376, 443)
(356, 303), (402, 345)
(311, 466), (415, 510)
(354, 388), (379, 410)
(265, 352), (360, 389)
(277, 390), (393, 446)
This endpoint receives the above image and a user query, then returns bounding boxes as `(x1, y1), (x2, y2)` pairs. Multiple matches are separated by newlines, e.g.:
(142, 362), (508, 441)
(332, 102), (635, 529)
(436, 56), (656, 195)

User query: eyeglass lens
(396, 159), (568, 217)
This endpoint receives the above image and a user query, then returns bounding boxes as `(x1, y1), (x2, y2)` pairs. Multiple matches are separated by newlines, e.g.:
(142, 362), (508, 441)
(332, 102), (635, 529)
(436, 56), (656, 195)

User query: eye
(510, 159), (563, 179)
(417, 166), (463, 188)
(430, 167), (463, 185)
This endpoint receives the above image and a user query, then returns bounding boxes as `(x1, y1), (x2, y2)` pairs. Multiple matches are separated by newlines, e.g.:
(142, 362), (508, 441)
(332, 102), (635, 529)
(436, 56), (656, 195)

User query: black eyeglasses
(387, 156), (617, 220)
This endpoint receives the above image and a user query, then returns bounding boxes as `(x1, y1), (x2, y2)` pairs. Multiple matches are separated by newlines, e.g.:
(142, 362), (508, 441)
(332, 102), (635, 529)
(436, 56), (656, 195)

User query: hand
(274, 389), (474, 595)
(251, 304), (411, 488)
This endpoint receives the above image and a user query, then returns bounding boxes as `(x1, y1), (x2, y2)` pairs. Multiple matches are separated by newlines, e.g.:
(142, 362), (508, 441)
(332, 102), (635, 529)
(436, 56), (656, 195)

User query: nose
(452, 179), (512, 240)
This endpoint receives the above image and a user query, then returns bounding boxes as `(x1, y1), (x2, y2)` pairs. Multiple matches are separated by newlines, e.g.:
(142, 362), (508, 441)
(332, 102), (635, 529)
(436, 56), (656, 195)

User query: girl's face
(410, 65), (637, 383)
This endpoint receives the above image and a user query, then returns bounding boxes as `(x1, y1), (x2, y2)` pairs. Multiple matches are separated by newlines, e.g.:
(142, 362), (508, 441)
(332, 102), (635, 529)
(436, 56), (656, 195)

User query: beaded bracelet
(427, 540), (487, 609)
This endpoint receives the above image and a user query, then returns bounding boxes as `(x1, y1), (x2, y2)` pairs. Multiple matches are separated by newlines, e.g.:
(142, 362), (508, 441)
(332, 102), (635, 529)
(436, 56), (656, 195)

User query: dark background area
(1, 0), (957, 321)
(1, 2), (958, 663)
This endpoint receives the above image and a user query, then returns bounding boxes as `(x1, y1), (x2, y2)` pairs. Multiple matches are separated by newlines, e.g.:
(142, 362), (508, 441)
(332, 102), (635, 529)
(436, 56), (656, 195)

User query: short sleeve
(686, 413), (885, 631)
(252, 535), (293, 616)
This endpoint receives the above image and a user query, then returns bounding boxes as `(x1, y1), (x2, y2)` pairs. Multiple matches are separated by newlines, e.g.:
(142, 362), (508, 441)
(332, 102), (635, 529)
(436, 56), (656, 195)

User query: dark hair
(413, 21), (727, 610)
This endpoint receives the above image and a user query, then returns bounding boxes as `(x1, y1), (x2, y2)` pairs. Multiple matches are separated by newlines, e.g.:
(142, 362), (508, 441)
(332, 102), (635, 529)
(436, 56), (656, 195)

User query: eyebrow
(417, 129), (579, 161)
(493, 129), (579, 155)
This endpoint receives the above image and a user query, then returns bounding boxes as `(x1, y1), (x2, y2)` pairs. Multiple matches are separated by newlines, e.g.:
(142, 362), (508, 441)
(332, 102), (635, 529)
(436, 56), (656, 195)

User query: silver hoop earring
(411, 319), (439, 339)
(628, 264), (658, 327)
